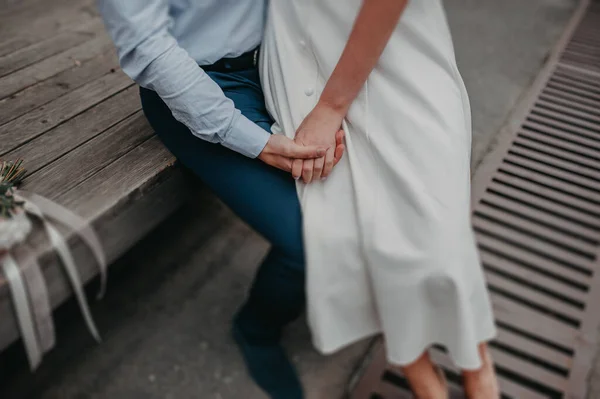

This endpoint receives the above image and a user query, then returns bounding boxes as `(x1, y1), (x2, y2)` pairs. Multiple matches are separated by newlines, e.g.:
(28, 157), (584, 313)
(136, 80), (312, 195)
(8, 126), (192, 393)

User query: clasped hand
(258, 103), (346, 183)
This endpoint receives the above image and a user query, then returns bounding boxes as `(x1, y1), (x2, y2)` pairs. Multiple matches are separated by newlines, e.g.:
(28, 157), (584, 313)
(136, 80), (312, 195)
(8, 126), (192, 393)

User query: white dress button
(299, 39), (306, 47)
(304, 87), (314, 96)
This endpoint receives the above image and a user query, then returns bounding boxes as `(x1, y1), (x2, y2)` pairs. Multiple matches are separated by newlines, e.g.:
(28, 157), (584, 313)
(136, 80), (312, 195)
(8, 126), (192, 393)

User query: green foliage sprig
(0, 160), (26, 219)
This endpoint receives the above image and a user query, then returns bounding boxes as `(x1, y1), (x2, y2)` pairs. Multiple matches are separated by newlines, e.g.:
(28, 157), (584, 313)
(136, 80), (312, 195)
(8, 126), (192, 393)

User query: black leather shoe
(232, 316), (303, 399)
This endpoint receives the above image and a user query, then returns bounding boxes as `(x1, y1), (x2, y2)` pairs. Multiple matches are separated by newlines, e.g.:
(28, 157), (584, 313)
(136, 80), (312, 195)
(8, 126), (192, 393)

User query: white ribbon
(1, 254), (42, 370)
(17, 246), (55, 353)
(1, 191), (106, 370)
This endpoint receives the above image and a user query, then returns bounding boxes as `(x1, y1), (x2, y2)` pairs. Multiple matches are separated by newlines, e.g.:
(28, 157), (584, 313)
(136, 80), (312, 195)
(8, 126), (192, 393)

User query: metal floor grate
(350, 1), (600, 398)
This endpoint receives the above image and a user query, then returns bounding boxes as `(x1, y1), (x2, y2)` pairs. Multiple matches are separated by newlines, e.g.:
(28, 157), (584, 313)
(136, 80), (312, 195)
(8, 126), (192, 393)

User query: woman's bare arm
(294, 0), (409, 182)
(320, 0), (409, 115)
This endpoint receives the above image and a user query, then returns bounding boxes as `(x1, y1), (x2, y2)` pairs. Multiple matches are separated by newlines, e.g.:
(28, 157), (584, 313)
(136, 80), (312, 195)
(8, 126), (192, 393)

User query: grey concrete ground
(0, 1), (580, 398)
(446, 0), (577, 166)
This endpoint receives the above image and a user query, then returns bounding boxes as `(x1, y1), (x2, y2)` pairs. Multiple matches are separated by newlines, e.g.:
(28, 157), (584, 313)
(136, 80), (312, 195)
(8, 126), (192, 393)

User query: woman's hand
(293, 103), (346, 183)
(258, 134), (327, 173)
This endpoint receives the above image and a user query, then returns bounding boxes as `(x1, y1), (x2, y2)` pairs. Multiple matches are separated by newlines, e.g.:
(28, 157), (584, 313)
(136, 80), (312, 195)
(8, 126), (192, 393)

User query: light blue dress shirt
(97, 0), (271, 158)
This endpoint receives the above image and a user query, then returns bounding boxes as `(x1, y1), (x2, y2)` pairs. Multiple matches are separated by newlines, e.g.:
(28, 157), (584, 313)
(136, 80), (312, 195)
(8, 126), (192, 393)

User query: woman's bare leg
(392, 350), (448, 399)
(462, 343), (500, 399)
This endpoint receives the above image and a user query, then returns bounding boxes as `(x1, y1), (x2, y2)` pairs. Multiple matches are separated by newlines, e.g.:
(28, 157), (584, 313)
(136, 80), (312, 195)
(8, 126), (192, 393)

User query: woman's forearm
(319, 0), (409, 116)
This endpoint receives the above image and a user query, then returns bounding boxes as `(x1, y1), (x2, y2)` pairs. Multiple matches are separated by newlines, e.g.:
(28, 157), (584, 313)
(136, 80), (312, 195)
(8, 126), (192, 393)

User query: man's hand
(292, 103), (346, 183)
(258, 134), (327, 173)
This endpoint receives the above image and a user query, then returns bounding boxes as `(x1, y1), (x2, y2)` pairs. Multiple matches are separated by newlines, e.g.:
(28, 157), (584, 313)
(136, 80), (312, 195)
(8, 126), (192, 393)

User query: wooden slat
(536, 98), (600, 124)
(0, 49), (119, 125)
(493, 168), (600, 220)
(5, 85), (140, 174)
(476, 203), (598, 257)
(547, 79), (600, 102)
(429, 349), (548, 399)
(476, 234), (591, 289)
(489, 348), (567, 393)
(543, 86), (600, 109)
(561, 52), (600, 67)
(518, 128), (600, 164)
(0, 19), (104, 78)
(23, 111), (153, 199)
(552, 69), (600, 88)
(540, 91), (600, 116)
(485, 271), (583, 324)
(509, 145), (600, 181)
(0, 0), (96, 41)
(0, 0), (43, 16)
(513, 136), (600, 172)
(504, 153), (600, 194)
(531, 106), (600, 133)
(490, 294), (579, 351)
(473, 217), (593, 270)
(526, 116), (600, 146)
(499, 162), (600, 205)
(565, 40), (600, 53)
(0, 37), (33, 58)
(480, 250), (588, 305)
(489, 176), (600, 229)
(0, 35), (112, 99)
(554, 67), (600, 88)
(0, 70), (132, 154)
(55, 136), (177, 216)
(481, 190), (600, 243)
(494, 327), (572, 372)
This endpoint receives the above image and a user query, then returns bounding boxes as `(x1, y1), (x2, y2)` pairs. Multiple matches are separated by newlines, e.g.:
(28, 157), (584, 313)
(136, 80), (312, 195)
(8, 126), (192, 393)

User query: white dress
(260, 0), (496, 369)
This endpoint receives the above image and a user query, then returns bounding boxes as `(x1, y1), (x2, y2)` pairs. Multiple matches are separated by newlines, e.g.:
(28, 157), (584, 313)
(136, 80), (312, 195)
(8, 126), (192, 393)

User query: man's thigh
(139, 85), (303, 265)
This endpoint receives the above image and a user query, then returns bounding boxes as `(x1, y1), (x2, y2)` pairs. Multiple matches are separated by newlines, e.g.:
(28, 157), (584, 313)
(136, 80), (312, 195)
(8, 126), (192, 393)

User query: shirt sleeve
(96, 0), (270, 158)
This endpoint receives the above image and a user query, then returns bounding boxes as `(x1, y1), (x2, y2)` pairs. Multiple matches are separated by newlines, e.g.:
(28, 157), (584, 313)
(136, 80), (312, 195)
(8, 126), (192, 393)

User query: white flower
(0, 210), (32, 250)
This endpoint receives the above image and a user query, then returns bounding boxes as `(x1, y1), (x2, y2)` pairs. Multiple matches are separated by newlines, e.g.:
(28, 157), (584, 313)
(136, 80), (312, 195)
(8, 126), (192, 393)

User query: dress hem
(314, 325), (498, 371)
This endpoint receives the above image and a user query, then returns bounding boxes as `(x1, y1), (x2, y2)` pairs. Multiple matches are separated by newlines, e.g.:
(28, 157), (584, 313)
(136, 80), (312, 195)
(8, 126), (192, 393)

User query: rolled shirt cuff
(221, 114), (271, 158)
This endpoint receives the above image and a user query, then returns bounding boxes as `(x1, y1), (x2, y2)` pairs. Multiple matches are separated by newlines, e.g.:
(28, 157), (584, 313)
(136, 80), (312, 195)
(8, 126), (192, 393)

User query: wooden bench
(0, 0), (193, 352)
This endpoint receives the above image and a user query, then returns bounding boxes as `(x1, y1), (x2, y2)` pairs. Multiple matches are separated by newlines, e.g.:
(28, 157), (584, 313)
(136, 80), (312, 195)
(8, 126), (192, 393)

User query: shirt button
(304, 87), (314, 96)
(299, 39), (306, 47)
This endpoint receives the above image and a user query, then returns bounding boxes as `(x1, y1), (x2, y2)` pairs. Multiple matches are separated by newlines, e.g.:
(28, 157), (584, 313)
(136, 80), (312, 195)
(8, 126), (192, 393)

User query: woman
(260, 0), (499, 397)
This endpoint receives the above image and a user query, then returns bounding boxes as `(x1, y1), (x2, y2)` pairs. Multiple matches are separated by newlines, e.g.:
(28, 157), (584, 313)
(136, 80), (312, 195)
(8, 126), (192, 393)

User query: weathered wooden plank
(23, 111), (154, 199)
(0, 37), (33, 58)
(0, 0), (96, 40)
(0, 49), (119, 125)
(0, 70), (132, 154)
(0, 0), (193, 359)
(5, 85), (140, 174)
(0, 19), (104, 78)
(0, 138), (188, 351)
(0, 35), (113, 99)
(0, 0), (51, 17)
(57, 136), (177, 217)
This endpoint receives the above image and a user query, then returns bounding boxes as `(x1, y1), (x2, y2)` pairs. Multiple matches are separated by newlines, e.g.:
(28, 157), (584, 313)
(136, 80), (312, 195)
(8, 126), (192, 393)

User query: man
(97, 1), (344, 398)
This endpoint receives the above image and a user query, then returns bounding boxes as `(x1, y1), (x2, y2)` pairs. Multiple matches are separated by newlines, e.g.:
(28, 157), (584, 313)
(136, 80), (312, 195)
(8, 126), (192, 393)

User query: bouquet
(0, 159), (106, 370)
(0, 160), (31, 251)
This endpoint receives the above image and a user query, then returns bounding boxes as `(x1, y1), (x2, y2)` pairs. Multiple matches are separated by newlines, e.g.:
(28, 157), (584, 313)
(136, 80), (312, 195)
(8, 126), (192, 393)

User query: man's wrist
(221, 115), (271, 158)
